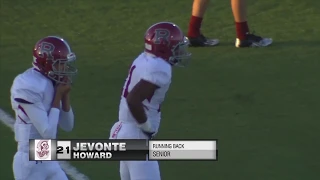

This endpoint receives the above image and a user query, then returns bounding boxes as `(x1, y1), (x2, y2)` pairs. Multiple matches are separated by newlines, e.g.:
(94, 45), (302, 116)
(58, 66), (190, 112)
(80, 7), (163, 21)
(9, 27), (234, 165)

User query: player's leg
(110, 122), (160, 180)
(46, 162), (68, 180)
(109, 121), (123, 139)
(13, 152), (46, 180)
(188, 0), (208, 38)
(13, 152), (30, 179)
(187, 0), (219, 47)
(127, 161), (161, 180)
(231, 0), (272, 47)
(110, 122), (131, 180)
(120, 161), (131, 180)
(47, 169), (68, 180)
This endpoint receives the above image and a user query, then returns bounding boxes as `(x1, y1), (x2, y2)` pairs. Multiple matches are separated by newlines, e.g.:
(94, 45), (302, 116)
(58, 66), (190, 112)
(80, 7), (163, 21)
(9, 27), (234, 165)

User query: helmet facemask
(168, 37), (192, 67)
(49, 53), (78, 84)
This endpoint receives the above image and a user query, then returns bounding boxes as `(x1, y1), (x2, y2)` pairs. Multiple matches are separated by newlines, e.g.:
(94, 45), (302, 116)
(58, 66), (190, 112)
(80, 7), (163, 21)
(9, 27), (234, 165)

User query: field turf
(0, 0), (320, 179)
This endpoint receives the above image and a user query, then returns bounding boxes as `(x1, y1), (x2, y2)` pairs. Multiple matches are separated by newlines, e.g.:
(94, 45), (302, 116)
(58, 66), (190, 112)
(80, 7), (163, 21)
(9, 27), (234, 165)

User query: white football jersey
(118, 53), (172, 132)
(11, 68), (56, 151)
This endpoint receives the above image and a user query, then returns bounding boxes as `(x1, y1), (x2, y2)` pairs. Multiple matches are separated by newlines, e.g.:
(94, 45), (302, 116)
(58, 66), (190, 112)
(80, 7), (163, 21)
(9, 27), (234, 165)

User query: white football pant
(110, 121), (161, 180)
(13, 152), (68, 180)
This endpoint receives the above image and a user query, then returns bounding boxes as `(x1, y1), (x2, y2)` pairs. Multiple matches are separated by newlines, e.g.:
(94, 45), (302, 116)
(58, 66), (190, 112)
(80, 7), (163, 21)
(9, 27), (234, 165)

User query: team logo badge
(36, 140), (50, 159)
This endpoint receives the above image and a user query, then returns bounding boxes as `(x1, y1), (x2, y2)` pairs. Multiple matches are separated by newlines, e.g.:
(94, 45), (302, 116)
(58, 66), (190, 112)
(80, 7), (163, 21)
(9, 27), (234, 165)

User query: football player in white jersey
(109, 22), (192, 180)
(10, 36), (77, 180)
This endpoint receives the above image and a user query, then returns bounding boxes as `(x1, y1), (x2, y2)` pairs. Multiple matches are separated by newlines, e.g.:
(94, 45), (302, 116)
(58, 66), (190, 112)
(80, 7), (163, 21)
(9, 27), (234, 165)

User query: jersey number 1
(123, 65), (136, 98)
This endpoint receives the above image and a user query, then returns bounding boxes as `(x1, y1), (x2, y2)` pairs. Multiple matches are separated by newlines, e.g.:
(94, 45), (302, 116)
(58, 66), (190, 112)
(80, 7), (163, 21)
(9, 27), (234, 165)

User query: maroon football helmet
(33, 36), (77, 84)
(144, 22), (191, 67)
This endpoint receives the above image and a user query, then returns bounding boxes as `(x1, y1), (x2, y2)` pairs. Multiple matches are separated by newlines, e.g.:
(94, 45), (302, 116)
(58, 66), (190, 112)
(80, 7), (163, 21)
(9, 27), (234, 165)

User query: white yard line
(0, 108), (90, 180)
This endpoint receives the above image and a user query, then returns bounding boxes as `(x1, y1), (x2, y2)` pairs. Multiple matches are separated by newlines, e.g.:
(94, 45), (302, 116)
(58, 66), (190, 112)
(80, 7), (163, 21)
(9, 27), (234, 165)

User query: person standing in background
(187, 0), (273, 47)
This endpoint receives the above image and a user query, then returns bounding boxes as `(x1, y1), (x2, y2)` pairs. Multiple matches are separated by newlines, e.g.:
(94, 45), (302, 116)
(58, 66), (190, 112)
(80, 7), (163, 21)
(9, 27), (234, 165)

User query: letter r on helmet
(39, 42), (55, 60)
(154, 29), (170, 44)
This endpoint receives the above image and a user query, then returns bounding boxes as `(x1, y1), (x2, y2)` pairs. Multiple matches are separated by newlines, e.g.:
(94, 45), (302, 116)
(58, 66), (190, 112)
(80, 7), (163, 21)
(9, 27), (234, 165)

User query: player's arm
(58, 94), (74, 132)
(14, 89), (61, 139)
(126, 70), (170, 133)
(127, 80), (159, 132)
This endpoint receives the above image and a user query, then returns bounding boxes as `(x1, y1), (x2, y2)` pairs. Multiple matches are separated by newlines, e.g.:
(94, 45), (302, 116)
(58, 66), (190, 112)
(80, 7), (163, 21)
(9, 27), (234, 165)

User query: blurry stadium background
(0, 0), (319, 179)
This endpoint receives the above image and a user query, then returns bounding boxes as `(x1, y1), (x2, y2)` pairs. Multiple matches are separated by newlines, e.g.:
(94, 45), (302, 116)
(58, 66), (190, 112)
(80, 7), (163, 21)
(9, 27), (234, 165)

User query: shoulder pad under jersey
(11, 69), (50, 103)
(142, 57), (172, 87)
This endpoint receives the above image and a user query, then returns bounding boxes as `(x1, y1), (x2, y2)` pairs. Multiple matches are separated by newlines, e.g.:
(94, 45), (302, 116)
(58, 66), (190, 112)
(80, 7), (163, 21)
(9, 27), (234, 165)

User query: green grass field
(1, 0), (320, 179)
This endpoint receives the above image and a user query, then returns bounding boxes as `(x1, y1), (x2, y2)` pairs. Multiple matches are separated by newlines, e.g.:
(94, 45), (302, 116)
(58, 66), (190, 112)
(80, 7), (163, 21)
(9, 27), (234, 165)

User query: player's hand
(138, 120), (155, 139)
(55, 83), (71, 96)
(142, 131), (156, 139)
(56, 84), (71, 96)
(55, 77), (71, 96)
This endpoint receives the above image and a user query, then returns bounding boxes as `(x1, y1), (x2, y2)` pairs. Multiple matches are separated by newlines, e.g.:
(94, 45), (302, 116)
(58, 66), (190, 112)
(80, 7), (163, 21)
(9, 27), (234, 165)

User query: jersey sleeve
(14, 89), (60, 139)
(19, 102), (60, 139)
(141, 70), (171, 87)
(13, 88), (43, 104)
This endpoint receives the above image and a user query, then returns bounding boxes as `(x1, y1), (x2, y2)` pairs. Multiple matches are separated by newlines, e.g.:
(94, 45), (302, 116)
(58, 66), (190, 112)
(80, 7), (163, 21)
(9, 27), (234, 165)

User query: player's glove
(138, 120), (155, 139)
(142, 131), (156, 139)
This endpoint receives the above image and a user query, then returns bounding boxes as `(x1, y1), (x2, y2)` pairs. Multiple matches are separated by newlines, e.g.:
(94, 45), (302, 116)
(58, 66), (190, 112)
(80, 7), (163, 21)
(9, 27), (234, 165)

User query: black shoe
(187, 34), (219, 47)
(235, 32), (273, 48)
